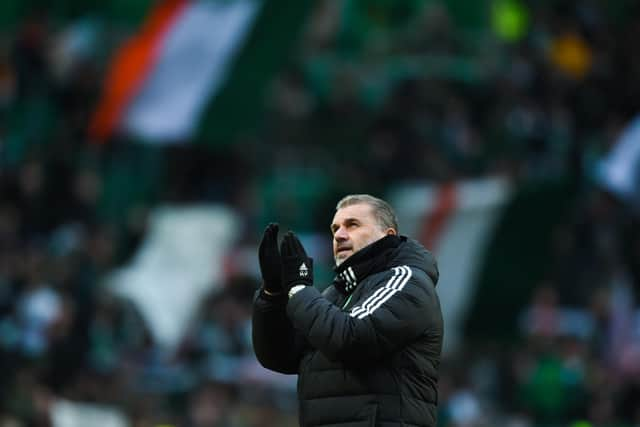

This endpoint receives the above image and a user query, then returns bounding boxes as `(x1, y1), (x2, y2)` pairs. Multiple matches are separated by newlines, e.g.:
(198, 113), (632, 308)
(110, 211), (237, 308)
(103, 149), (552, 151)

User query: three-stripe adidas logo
(349, 266), (412, 319)
(341, 267), (358, 292)
(299, 262), (309, 278)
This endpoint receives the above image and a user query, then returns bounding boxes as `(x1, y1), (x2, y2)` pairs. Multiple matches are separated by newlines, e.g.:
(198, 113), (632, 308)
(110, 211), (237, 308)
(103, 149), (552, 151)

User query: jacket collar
(332, 235), (401, 295)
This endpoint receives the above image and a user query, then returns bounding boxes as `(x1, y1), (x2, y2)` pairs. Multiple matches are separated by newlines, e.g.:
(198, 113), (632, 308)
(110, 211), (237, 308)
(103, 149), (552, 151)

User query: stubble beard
(335, 253), (348, 267)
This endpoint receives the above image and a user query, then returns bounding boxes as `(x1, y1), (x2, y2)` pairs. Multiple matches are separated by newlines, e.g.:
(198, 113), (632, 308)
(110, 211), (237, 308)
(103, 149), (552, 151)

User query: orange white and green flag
(90, 0), (310, 144)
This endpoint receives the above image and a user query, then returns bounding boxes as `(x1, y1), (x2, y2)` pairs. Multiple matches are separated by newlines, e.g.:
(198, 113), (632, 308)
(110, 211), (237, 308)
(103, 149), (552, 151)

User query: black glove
(258, 223), (282, 294)
(280, 231), (314, 293)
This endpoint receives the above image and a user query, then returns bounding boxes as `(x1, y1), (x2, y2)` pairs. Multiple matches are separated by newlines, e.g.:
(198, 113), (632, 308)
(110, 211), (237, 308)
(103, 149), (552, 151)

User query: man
(252, 194), (443, 427)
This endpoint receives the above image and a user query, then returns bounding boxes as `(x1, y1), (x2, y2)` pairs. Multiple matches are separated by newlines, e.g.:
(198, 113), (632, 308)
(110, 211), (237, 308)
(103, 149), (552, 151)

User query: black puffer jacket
(252, 236), (443, 427)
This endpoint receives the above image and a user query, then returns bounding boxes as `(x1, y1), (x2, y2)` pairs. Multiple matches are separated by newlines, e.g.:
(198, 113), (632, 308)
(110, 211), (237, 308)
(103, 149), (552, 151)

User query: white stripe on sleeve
(350, 266), (411, 318)
(357, 266), (412, 319)
(354, 267), (407, 316)
(349, 267), (402, 317)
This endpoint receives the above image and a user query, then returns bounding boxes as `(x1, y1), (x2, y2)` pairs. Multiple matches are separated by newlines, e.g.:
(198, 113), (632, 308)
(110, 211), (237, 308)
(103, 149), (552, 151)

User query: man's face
(331, 203), (390, 266)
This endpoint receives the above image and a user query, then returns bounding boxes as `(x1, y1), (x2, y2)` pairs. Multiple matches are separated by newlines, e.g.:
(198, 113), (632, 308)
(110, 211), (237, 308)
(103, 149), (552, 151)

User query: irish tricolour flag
(90, 0), (310, 144)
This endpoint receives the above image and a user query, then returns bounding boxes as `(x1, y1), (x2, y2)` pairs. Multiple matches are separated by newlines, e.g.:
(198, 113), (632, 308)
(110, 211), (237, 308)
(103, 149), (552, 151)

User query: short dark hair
(336, 194), (399, 233)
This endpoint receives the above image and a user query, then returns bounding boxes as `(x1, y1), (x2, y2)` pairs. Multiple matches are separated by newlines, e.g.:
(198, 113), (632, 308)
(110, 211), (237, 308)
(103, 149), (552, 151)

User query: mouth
(336, 247), (352, 256)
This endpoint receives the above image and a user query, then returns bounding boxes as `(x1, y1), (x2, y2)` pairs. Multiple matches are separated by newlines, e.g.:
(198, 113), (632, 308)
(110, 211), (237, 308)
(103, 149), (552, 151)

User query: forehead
(331, 203), (376, 225)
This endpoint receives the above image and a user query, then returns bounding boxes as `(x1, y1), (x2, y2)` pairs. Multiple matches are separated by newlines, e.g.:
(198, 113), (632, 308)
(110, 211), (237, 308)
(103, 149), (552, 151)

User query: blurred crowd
(1, 0), (640, 426)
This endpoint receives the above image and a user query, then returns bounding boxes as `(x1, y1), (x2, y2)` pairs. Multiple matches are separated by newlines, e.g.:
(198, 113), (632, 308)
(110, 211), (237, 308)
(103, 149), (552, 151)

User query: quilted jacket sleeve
(252, 290), (306, 374)
(286, 266), (442, 364)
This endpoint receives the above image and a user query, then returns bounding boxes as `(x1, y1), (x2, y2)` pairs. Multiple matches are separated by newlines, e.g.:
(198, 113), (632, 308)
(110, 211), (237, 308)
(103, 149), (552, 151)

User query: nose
(334, 226), (349, 241)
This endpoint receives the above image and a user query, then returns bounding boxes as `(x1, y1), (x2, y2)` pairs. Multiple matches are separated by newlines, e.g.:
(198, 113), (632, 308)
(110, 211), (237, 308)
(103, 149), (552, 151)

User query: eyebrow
(330, 217), (361, 233)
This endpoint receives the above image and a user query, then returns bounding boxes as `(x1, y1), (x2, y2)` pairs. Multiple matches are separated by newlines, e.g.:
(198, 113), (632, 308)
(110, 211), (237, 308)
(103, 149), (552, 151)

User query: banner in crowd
(107, 205), (239, 350)
(51, 400), (128, 427)
(597, 113), (640, 211)
(389, 178), (512, 353)
(89, 0), (313, 144)
(89, 0), (261, 143)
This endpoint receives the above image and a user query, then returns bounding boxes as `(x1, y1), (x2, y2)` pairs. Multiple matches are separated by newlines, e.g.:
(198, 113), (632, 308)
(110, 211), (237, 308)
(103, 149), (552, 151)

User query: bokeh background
(1, 0), (640, 426)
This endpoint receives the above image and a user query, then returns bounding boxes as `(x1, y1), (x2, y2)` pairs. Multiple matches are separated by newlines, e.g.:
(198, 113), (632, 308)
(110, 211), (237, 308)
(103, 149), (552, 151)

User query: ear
(385, 228), (397, 236)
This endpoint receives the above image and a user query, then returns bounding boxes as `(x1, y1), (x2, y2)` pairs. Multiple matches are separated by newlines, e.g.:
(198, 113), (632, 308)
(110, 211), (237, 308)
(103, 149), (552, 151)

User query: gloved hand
(280, 231), (314, 293)
(258, 223), (283, 295)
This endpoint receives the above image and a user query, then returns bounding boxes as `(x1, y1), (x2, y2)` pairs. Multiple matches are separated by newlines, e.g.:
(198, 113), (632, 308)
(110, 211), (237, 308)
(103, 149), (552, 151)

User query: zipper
(342, 294), (353, 310)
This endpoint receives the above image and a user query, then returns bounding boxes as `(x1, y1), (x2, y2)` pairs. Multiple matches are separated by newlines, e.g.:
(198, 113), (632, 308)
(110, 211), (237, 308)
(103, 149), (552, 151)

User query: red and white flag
(390, 178), (512, 353)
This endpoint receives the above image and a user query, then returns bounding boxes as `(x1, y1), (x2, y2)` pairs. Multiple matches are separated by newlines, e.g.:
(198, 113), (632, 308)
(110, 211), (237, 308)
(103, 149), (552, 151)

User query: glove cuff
(260, 287), (287, 302)
(262, 279), (285, 296)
